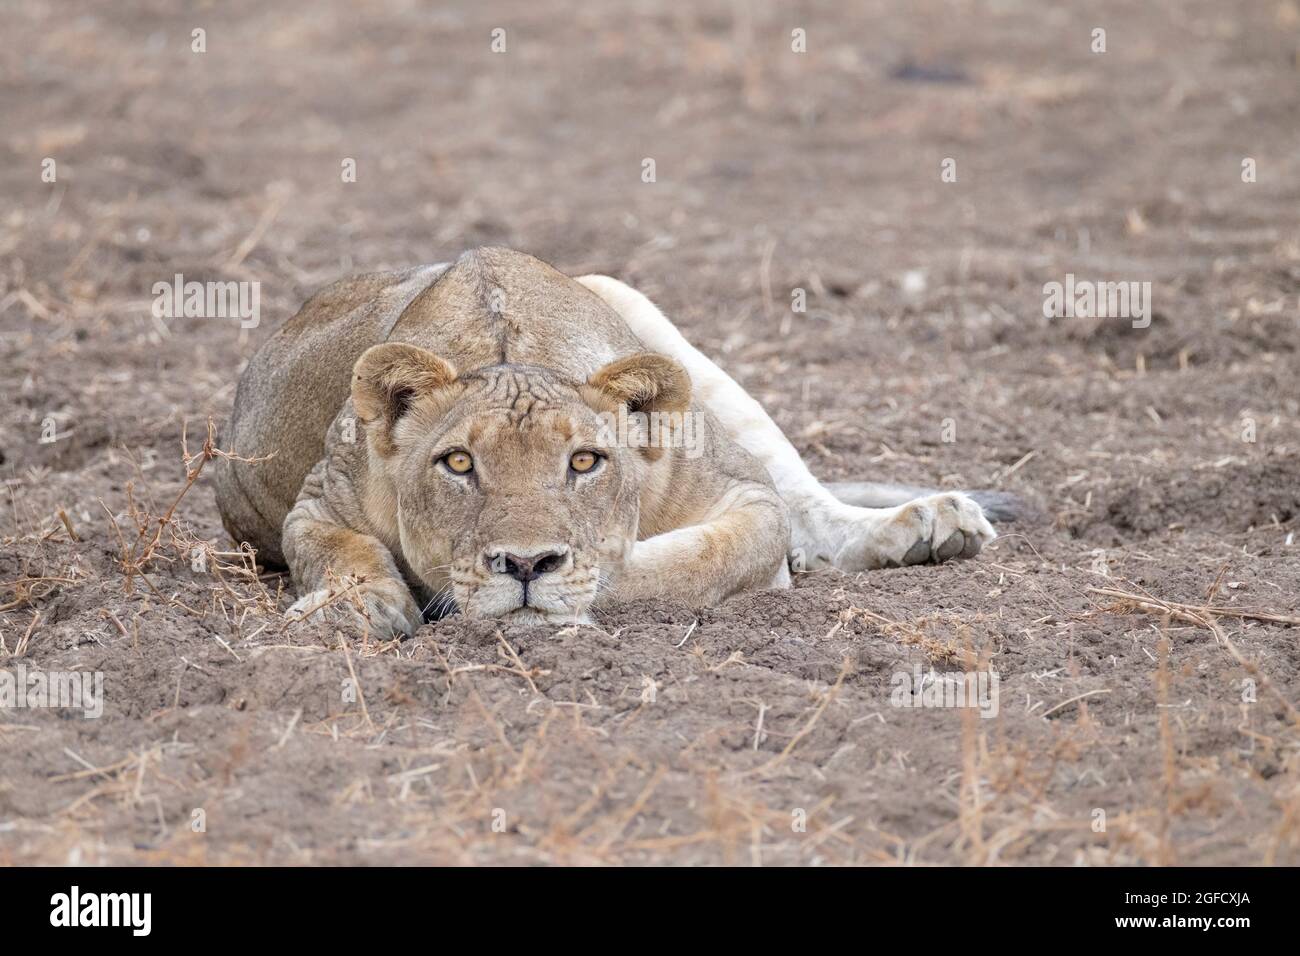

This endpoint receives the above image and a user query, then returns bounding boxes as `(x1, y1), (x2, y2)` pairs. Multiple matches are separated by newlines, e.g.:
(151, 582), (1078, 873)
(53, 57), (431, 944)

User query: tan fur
(215, 248), (790, 635)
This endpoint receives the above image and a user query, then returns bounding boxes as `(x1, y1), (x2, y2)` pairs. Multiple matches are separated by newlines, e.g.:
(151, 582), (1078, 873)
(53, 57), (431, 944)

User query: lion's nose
(485, 547), (569, 582)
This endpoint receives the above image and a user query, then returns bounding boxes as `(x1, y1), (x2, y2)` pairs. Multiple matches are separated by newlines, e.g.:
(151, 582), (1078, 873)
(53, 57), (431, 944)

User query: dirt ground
(2, 0), (1299, 866)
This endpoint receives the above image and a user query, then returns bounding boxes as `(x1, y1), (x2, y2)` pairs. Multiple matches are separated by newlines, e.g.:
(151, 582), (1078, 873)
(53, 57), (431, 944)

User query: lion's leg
(282, 475), (424, 637)
(576, 275), (995, 571)
(606, 482), (790, 606)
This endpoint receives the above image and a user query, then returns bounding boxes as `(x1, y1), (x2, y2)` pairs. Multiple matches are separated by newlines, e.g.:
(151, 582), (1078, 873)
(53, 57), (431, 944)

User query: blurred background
(3, 0), (1298, 496)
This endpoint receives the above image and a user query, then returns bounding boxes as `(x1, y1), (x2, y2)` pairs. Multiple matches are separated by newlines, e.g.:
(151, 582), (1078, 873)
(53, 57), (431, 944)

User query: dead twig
(1090, 584), (1300, 728)
(1088, 585), (1300, 628)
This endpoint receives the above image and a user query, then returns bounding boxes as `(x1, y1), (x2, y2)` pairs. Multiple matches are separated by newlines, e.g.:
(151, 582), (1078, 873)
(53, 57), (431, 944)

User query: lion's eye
(441, 450), (474, 474)
(569, 451), (600, 474)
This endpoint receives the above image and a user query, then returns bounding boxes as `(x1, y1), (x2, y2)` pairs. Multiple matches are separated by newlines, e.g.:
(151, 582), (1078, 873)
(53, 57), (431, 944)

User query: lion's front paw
(286, 578), (423, 638)
(836, 492), (996, 570)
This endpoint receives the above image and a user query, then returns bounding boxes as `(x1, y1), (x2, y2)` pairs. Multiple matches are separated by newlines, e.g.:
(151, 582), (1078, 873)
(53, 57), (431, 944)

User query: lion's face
(352, 346), (689, 624)
(391, 369), (639, 623)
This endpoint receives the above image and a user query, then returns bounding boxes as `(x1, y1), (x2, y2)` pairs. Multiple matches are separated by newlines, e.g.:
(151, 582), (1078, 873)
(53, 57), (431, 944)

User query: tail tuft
(964, 489), (1026, 523)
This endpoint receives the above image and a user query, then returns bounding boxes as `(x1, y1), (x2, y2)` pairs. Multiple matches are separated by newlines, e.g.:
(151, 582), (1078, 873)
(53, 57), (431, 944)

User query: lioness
(215, 247), (1010, 635)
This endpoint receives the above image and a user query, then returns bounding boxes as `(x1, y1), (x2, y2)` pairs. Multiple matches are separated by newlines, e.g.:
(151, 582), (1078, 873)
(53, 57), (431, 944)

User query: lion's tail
(825, 481), (1027, 523)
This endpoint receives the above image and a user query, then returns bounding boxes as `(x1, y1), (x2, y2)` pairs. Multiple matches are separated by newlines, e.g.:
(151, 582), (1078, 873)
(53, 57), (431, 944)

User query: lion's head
(350, 343), (691, 623)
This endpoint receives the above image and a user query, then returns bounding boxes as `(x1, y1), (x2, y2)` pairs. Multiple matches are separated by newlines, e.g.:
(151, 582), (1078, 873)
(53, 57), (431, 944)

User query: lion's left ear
(583, 352), (691, 416)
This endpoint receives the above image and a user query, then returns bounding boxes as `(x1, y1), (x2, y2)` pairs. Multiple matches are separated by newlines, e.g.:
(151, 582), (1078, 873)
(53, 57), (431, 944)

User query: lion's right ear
(352, 343), (457, 454)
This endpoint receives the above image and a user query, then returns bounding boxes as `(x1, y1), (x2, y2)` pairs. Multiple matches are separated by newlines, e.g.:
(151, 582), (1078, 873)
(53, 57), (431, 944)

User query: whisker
(421, 584), (456, 619)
